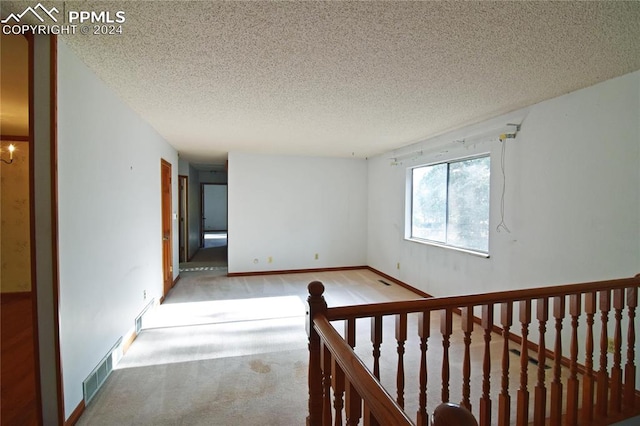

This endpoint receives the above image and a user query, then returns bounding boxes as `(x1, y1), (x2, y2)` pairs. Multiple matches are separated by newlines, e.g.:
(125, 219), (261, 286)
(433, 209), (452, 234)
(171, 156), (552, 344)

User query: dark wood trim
(63, 400), (85, 426)
(173, 275), (181, 288)
(50, 34), (65, 426)
(227, 265), (368, 278)
(0, 291), (33, 301)
(365, 267), (432, 298)
(0, 135), (29, 141)
(25, 30), (44, 426)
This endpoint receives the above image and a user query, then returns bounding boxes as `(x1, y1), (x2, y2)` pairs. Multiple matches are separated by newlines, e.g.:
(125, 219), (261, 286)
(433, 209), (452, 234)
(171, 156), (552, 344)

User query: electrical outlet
(143, 290), (147, 300)
(607, 338), (615, 354)
(397, 262), (400, 270)
(314, 253), (319, 260)
(268, 256), (273, 263)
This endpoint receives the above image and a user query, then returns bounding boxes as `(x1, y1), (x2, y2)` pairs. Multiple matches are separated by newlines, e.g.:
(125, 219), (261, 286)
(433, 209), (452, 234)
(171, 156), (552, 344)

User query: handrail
(307, 274), (640, 426)
(326, 275), (640, 320)
(313, 315), (413, 426)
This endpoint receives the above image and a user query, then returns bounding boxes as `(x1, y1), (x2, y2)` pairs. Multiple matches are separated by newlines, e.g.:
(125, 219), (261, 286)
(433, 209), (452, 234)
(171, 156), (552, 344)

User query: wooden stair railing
(307, 274), (640, 426)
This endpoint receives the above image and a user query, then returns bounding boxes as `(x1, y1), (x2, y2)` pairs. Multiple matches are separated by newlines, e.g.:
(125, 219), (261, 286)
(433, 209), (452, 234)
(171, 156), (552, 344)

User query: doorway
(182, 182), (227, 268)
(161, 159), (173, 300)
(200, 183), (228, 248)
(0, 32), (41, 424)
(178, 175), (188, 263)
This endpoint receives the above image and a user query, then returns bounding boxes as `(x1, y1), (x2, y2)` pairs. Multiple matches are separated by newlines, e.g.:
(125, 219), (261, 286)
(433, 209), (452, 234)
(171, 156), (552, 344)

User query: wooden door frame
(160, 159), (173, 301)
(4, 32), (50, 426)
(28, 33), (63, 425)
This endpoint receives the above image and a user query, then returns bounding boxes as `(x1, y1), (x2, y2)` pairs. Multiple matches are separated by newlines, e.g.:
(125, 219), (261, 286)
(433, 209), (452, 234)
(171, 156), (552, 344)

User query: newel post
(307, 281), (327, 426)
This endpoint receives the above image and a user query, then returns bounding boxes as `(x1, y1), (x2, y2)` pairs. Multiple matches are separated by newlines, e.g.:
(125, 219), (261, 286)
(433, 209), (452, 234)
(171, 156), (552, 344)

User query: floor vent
(135, 299), (155, 334)
(509, 348), (551, 369)
(378, 280), (392, 286)
(83, 338), (122, 405)
(135, 315), (143, 334)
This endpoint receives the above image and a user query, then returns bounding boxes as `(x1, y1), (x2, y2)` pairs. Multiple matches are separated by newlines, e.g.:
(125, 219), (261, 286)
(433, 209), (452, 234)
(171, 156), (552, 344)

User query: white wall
(188, 164), (201, 257)
(203, 184), (228, 231)
(178, 159), (202, 258)
(368, 70), (640, 296)
(57, 40), (179, 419)
(199, 169), (227, 184)
(228, 152), (367, 273)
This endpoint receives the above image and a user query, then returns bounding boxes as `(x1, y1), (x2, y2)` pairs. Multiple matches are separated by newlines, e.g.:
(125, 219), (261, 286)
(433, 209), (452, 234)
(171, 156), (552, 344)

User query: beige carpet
(76, 268), (587, 425)
(76, 269), (421, 425)
(181, 235), (228, 271)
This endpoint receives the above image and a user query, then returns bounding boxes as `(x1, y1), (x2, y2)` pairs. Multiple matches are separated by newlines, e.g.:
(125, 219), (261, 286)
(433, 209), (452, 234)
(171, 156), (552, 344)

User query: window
(410, 155), (490, 254)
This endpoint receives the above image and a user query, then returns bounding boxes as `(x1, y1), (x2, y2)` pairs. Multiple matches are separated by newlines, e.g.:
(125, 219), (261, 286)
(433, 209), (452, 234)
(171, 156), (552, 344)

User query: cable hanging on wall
(496, 124), (520, 233)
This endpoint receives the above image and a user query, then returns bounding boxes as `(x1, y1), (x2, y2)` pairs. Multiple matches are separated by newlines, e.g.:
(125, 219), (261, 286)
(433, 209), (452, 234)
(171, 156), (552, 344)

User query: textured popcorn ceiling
(2, 1), (640, 163)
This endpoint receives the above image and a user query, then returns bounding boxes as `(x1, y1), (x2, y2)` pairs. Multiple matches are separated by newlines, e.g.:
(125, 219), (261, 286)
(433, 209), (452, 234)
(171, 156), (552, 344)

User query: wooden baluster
(624, 286), (637, 410)
(362, 402), (369, 426)
(368, 316), (382, 426)
(344, 319), (361, 426)
(332, 357), (345, 426)
(498, 302), (512, 426)
(610, 289), (625, 414)
(417, 311), (431, 426)
(345, 318), (356, 348)
(461, 306), (474, 412)
(345, 377), (362, 426)
(396, 313), (408, 409)
(441, 309), (453, 404)
(479, 304), (493, 426)
(371, 316), (382, 380)
(516, 299), (531, 426)
(582, 291), (596, 423)
(533, 298), (548, 426)
(566, 294), (581, 426)
(596, 290), (611, 418)
(549, 296), (565, 426)
(362, 401), (373, 426)
(308, 281), (328, 426)
(322, 343), (333, 426)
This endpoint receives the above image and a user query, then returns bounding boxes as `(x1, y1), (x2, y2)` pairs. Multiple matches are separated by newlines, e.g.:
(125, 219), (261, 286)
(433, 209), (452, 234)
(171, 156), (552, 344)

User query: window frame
(406, 153), (491, 257)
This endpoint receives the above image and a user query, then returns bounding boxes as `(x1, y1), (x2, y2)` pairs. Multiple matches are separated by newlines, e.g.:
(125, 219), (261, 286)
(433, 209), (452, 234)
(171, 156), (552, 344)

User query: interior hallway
(180, 232), (228, 272)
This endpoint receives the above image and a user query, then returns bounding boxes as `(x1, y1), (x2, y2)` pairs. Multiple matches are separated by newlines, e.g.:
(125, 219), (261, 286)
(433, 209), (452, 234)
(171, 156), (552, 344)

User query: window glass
(410, 155), (490, 253)
(412, 163), (447, 243)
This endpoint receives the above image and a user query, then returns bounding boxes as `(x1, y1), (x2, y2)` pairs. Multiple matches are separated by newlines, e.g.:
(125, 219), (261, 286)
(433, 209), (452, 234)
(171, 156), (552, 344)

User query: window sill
(405, 237), (490, 258)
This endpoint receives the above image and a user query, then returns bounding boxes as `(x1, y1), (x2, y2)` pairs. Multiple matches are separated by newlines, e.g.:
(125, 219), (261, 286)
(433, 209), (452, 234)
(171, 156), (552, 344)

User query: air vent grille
(135, 315), (143, 334)
(135, 299), (154, 334)
(83, 338), (122, 405)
